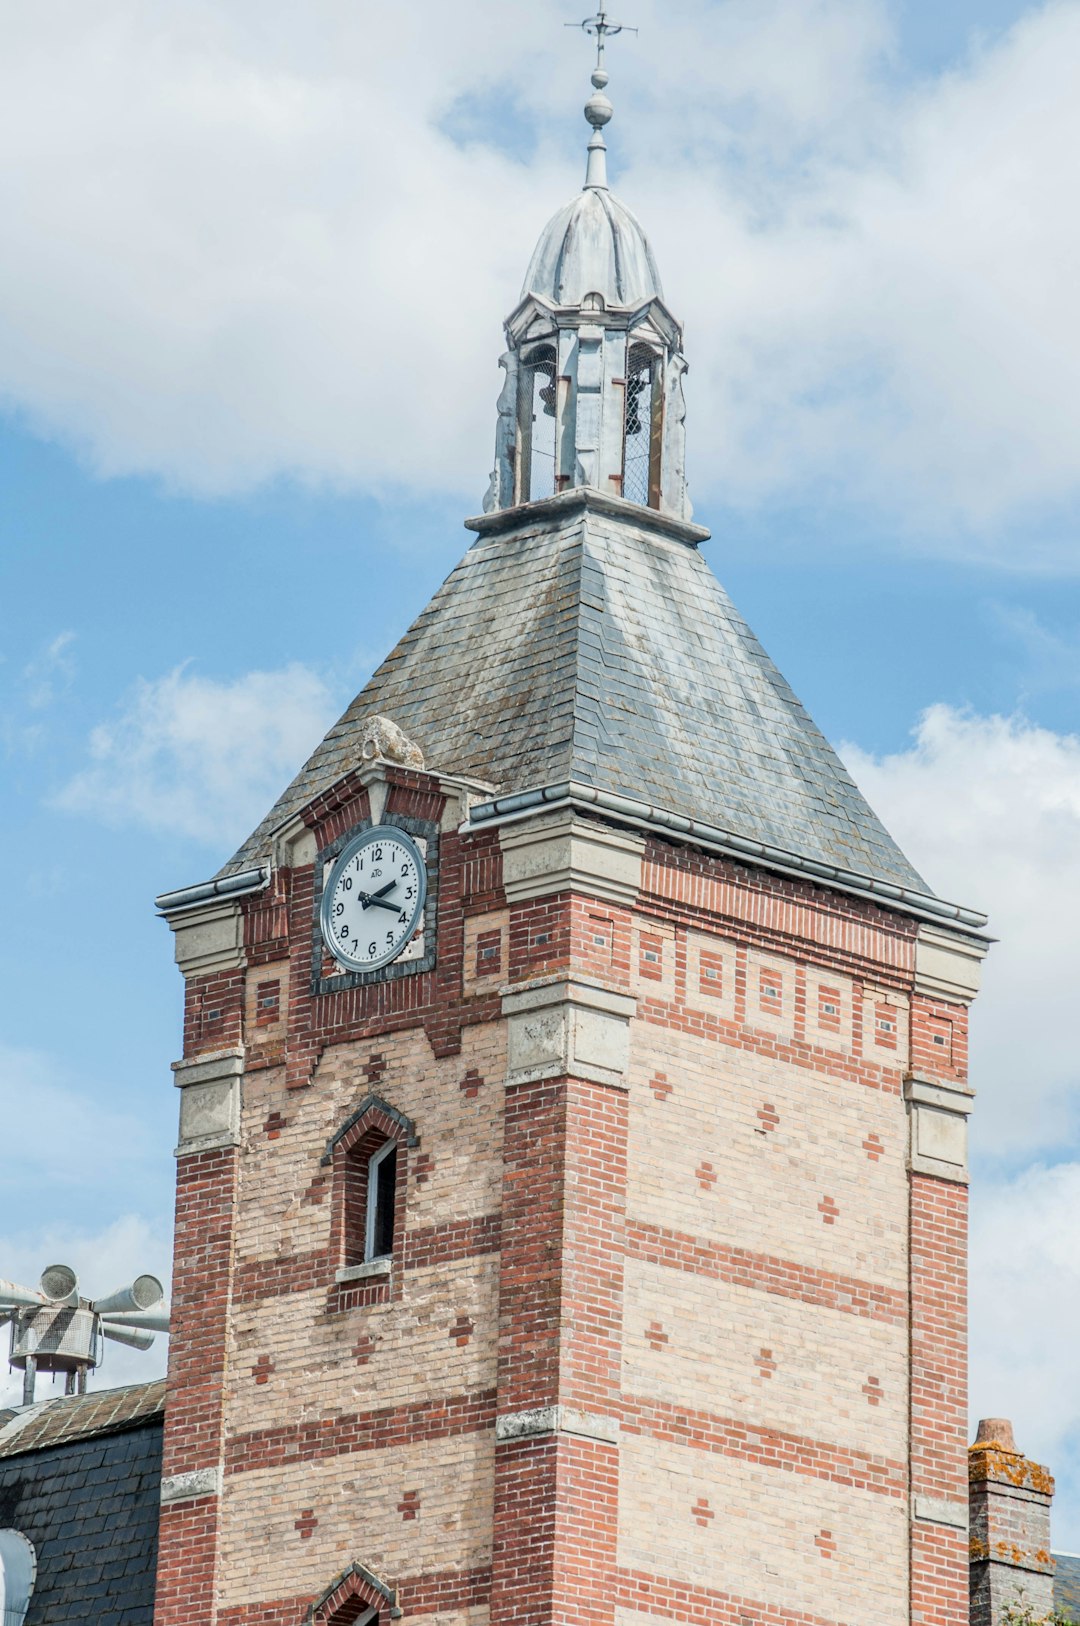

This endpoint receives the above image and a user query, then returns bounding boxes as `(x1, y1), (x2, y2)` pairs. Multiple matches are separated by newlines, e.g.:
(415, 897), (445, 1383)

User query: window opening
(366, 1141), (397, 1261)
(624, 343), (661, 507)
(518, 344), (558, 502)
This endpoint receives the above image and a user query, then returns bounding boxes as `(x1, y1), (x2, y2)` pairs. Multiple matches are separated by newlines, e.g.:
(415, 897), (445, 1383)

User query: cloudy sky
(3, 0), (1080, 1545)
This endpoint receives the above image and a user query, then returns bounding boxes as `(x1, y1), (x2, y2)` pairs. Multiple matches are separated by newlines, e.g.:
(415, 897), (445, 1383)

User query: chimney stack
(969, 1418), (1055, 1625)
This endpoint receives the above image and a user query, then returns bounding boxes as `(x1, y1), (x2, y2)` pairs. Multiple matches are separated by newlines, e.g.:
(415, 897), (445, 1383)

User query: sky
(2, 0), (1080, 1547)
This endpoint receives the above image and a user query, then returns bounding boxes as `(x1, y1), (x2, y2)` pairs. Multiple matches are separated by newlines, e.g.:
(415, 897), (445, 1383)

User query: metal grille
(528, 346), (558, 500)
(623, 343), (656, 506)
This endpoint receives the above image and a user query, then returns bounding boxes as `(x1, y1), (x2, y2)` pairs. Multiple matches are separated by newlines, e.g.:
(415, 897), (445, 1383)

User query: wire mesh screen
(528, 346), (558, 500)
(623, 343), (656, 506)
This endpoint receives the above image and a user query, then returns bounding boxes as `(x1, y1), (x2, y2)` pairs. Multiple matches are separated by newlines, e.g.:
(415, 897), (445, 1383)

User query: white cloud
(56, 660), (338, 845)
(22, 631), (76, 711)
(0, 1), (1079, 547)
(847, 706), (1080, 1543)
(0, 1043), (157, 1193)
(0, 1213), (171, 1409)
(970, 1160), (1080, 1545)
(844, 704), (1080, 1156)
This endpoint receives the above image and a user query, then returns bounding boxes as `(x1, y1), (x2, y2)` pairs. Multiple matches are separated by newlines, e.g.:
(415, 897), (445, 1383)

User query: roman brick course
(217, 1434), (495, 1606)
(223, 1390), (496, 1475)
(618, 1432), (909, 1624)
(621, 1263), (906, 1455)
(620, 1394), (906, 1497)
(613, 1573), (844, 1626)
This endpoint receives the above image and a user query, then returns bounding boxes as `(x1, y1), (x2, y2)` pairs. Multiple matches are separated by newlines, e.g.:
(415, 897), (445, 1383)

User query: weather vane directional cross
(569, 11), (639, 74)
(566, 11), (638, 190)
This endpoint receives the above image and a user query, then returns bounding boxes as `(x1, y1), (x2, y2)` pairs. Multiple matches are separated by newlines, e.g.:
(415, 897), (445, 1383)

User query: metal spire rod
(566, 11), (638, 191)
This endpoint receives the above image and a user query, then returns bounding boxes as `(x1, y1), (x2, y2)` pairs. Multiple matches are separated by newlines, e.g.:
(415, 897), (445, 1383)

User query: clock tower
(153, 28), (988, 1626)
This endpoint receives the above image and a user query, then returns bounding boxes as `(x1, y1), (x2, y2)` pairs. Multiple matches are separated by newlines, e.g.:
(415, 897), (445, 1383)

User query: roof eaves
(467, 779), (990, 937)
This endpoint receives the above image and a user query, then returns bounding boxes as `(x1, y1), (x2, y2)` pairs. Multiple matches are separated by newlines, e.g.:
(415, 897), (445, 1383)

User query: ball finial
(585, 90), (614, 129)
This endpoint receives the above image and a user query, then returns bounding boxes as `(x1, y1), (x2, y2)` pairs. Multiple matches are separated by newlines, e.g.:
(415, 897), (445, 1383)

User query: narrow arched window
(342, 1132), (397, 1268)
(517, 343), (559, 503)
(623, 342), (663, 508)
(366, 1140), (397, 1261)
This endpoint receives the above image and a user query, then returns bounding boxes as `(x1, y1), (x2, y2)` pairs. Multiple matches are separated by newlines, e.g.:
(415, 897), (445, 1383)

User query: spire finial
(569, 11), (637, 191)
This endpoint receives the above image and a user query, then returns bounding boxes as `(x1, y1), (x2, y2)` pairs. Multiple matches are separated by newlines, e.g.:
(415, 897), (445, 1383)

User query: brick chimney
(969, 1417), (1055, 1625)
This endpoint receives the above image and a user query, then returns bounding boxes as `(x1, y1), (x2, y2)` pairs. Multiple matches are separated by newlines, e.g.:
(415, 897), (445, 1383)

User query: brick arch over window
(306, 1560), (400, 1625)
(321, 1095), (418, 1291)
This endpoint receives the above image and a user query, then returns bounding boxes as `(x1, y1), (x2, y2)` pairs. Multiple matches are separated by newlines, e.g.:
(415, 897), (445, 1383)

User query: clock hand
(357, 879), (399, 911)
(365, 897), (405, 915)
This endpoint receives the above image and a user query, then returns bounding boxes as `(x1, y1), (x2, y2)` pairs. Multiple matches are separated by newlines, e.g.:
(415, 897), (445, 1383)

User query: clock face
(320, 826), (428, 973)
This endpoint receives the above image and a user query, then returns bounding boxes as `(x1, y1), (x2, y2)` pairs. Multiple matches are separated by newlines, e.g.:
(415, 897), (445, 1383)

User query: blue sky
(3, 0), (1080, 1545)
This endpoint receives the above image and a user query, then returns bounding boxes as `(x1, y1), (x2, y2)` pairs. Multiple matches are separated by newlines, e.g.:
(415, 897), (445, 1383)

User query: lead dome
(521, 187), (663, 310)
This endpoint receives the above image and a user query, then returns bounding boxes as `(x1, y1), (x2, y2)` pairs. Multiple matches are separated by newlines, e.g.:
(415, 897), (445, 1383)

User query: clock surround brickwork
(155, 763), (978, 1626)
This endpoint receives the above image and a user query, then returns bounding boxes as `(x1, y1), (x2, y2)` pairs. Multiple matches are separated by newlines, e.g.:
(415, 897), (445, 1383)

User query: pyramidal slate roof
(223, 491), (962, 921)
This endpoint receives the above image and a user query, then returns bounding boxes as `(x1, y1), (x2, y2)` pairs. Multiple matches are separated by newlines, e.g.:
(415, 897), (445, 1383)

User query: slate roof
(223, 490), (929, 902)
(0, 1379), (165, 1459)
(1056, 1552), (1080, 1618)
(0, 1381), (164, 1626)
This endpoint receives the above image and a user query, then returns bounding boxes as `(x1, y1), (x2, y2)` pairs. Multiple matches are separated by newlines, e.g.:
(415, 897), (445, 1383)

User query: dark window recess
(624, 342), (663, 508)
(370, 1145), (397, 1259)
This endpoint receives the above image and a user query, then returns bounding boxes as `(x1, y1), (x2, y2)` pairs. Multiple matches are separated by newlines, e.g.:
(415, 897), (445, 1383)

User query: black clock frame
(311, 814), (439, 995)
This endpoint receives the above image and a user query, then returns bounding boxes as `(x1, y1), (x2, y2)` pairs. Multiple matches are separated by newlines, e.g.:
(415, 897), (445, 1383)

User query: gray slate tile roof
(1056, 1552), (1080, 1618)
(224, 493), (927, 897)
(0, 1381), (163, 1625)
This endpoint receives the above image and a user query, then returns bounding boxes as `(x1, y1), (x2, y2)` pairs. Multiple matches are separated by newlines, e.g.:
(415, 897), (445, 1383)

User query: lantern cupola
(484, 13), (691, 519)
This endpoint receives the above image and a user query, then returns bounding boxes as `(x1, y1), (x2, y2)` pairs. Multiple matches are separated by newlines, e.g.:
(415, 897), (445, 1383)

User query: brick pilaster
(154, 1145), (240, 1626)
(490, 1070), (627, 1626)
(909, 1172), (969, 1626)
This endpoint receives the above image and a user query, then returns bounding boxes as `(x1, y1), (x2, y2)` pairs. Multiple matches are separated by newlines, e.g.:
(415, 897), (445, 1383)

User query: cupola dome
(522, 187), (663, 309)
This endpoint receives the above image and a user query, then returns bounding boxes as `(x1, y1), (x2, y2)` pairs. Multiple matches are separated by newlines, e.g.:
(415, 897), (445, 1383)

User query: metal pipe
(100, 1308), (170, 1333)
(22, 1355), (36, 1407)
(0, 1278), (49, 1309)
(155, 866), (269, 917)
(92, 1275), (164, 1316)
(465, 780), (990, 933)
(100, 1323), (155, 1352)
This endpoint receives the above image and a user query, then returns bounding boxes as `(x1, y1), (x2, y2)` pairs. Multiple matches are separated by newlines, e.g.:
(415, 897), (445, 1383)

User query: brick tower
(153, 32), (989, 1626)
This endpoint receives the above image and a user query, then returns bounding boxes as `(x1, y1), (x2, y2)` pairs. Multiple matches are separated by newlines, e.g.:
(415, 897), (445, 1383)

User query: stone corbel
(173, 1048), (244, 1157)
(915, 923), (988, 1004)
(168, 898), (246, 979)
(905, 1073), (974, 1184)
(503, 978), (636, 1090)
(500, 810), (644, 907)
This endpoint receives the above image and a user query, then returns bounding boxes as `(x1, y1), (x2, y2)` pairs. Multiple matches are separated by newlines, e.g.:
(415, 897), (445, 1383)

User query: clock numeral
(373, 846), (384, 861)
(405, 886), (415, 900)
(386, 931), (395, 946)
(401, 864), (409, 875)
(339, 922), (350, 940)
(334, 902), (344, 917)
(341, 876), (353, 892)
(368, 941), (377, 956)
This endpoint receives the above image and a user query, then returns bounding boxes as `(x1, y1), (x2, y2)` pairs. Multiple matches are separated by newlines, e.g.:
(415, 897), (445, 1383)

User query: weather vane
(566, 11), (638, 190)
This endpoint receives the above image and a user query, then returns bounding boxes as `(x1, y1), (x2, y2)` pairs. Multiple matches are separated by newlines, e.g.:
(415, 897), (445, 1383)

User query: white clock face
(320, 826), (427, 973)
